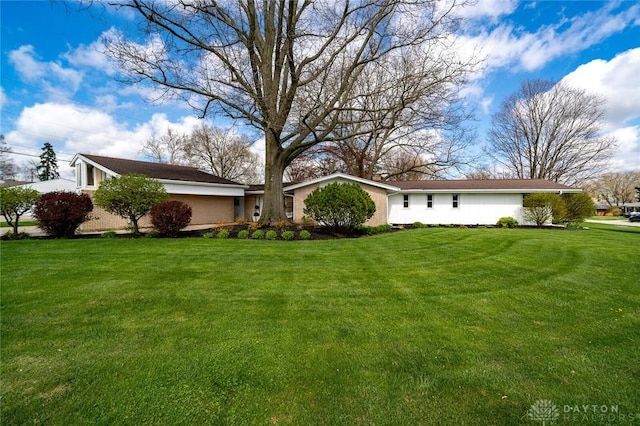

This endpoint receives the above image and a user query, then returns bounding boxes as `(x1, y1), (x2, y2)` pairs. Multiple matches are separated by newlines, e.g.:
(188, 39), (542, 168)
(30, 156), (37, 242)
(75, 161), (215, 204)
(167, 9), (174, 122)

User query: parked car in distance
(629, 213), (640, 222)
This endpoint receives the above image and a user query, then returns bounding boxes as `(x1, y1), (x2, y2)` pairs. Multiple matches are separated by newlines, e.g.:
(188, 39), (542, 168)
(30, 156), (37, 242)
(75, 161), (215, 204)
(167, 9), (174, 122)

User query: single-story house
(283, 173), (581, 226)
(622, 202), (640, 216)
(17, 178), (77, 193)
(71, 154), (582, 231)
(71, 154), (248, 231)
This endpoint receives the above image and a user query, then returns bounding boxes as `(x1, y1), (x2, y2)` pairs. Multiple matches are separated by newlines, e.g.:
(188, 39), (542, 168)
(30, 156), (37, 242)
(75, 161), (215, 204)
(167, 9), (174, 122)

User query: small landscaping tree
(304, 182), (376, 232)
(0, 186), (39, 236)
(561, 192), (595, 224)
(94, 174), (168, 235)
(33, 191), (93, 238)
(150, 200), (192, 237)
(523, 193), (565, 227)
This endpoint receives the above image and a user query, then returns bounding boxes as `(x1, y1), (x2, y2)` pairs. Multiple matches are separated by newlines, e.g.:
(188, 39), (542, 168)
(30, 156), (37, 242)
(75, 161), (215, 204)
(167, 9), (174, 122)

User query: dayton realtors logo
(528, 400), (559, 425)
(528, 400), (638, 424)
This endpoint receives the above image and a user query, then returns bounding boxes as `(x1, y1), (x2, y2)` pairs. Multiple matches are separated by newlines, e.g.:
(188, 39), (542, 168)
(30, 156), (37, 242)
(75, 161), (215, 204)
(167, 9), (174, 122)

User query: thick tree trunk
(260, 132), (288, 225)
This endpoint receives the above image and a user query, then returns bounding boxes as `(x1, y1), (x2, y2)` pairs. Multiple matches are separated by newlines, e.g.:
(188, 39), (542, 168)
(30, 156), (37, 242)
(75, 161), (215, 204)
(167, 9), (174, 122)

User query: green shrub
(413, 221), (426, 228)
(360, 224), (392, 235)
(303, 182), (376, 232)
(523, 193), (565, 227)
(496, 217), (519, 228)
(101, 231), (118, 238)
(32, 191), (94, 238)
(251, 229), (265, 239)
(94, 174), (169, 235)
(1, 231), (31, 240)
(216, 229), (230, 239)
(237, 230), (250, 239)
(0, 186), (40, 236)
(203, 231), (215, 239)
(149, 200), (192, 237)
(144, 231), (158, 238)
(281, 230), (295, 240)
(299, 230), (311, 240)
(265, 230), (278, 240)
(561, 193), (595, 224)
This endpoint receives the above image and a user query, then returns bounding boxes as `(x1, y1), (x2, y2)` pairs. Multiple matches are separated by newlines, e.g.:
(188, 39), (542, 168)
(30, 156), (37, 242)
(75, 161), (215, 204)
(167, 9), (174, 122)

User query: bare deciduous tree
(103, 0), (474, 223)
(487, 79), (615, 186)
(316, 48), (476, 181)
(185, 124), (261, 184)
(140, 128), (189, 165)
(588, 171), (640, 207)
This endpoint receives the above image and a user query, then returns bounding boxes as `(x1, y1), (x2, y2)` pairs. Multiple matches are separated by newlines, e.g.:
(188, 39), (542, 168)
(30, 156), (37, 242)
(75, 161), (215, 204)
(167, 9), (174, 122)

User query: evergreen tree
(37, 142), (60, 181)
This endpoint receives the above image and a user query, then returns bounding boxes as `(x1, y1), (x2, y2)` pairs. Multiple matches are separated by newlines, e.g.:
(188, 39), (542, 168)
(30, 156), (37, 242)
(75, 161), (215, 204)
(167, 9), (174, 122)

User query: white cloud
(5, 102), (209, 177)
(456, 0), (518, 22)
(8, 45), (46, 80)
(562, 48), (640, 129)
(0, 86), (7, 109)
(63, 28), (119, 75)
(462, 2), (640, 73)
(562, 48), (640, 172)
(8, 45), (84, 101)
(608, 126), (640, 171)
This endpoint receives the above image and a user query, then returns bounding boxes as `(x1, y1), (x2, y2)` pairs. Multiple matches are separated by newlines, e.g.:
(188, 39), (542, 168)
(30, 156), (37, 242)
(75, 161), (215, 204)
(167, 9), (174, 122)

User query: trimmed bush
(304, 182), (376, 232)
(413, 221), (426, 228)
(561, 193), (594, 224)
(265, 230), (278, 240)
(496, 217), (518, 228)
(281, 230), (295, 240)
(33, 191), (93, 238)
(101, 231), (117, 238)
(299, 230), (311, 240)
(0, 186), (40, 236)
(523, 193), (565, 227)
(216, 229), (230, 239)
(237, 230), (250, 239)
(251, 229), (265, 239)
(203, 231), (215, 239)
(150, 200), (192, 237)
(94, 174), (169, 235)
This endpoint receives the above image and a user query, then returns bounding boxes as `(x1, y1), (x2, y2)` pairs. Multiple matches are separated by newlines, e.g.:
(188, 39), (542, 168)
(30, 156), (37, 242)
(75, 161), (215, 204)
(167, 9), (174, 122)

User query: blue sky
(1, 0), (639, 180)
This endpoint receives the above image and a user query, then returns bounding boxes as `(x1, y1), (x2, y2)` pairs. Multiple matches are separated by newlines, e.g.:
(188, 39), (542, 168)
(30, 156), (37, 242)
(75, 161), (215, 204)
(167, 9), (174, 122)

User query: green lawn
(1, 226), (639, 425)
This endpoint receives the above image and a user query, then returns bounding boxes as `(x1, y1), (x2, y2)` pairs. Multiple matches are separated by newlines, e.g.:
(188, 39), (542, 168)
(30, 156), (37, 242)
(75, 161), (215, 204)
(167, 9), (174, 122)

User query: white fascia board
(397, 188), (582, 194)
(284, 173), (400, 192)
(71, 154), (119, 178)
(158, 179), (248, 196)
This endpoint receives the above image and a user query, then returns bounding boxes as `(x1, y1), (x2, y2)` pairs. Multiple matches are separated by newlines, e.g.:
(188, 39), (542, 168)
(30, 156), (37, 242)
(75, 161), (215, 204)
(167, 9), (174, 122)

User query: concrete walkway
(585, 219), (640, 228)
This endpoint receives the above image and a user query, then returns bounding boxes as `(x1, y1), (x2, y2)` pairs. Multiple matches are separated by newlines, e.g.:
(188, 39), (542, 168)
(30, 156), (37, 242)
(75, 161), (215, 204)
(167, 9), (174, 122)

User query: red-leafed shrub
(33, 191), (93, 238)
(149, 200), (192, 237)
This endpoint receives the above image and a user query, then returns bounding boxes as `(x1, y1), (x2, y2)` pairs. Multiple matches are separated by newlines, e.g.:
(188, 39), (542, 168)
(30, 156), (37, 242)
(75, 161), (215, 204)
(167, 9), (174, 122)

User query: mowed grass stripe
(1, 226), (638, 425)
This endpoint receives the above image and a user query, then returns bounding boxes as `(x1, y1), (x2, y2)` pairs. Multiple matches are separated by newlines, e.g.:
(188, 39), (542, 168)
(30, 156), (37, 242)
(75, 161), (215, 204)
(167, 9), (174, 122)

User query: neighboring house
(71, 154), (248, 231)
(71, 154), (582, 231)
(17, 178), (76, 193)
(622, 202), (640, 217)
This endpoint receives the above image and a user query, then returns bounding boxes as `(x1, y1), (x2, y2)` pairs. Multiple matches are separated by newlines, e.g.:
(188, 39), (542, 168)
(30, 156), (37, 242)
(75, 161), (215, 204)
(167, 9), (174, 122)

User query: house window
(403, 194), (409, 208)
(427, 194), (433, 208)
(86, 164), (95, 186)
(452, 194), (459, 208)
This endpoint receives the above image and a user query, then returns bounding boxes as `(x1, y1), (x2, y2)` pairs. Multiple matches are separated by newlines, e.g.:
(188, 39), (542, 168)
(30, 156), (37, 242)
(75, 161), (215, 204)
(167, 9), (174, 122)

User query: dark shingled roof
(388, 179), (579, 191)
(81, 154), (241, 185)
